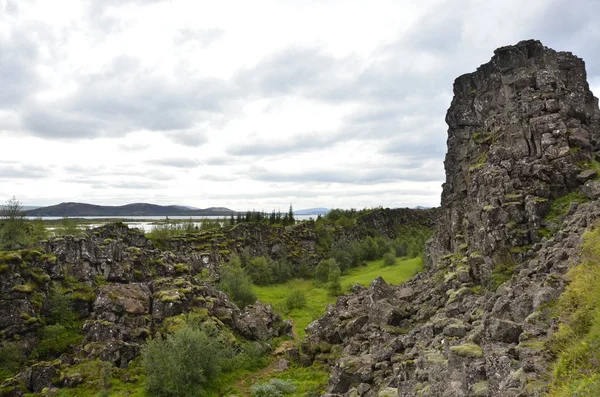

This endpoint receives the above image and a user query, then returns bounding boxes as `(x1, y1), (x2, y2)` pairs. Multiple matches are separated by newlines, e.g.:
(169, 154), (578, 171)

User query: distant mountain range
(24, 202), (237, 217)
(294, 207), (329, 215)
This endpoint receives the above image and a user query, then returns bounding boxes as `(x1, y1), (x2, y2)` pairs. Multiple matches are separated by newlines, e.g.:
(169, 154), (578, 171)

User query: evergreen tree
(288, 204), (295, 225)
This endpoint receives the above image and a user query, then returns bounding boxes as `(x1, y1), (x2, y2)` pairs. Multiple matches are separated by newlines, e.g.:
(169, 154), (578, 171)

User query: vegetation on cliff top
(547, 222), (600, 396)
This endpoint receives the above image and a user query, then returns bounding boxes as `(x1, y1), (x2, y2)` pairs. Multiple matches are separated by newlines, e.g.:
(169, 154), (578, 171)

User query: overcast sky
(1, 0), (599, 211)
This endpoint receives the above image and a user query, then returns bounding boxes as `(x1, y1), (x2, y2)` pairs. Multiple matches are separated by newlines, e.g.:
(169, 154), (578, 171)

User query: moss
(446, 287), (471, 304)
(450, 343), (483, 358)
(24, 268), (51, 285)
(504, 193), (522, 200)
(0, 264), (8, 273)
(473, 132), (495, 145)
(483, 205), (495, 212)
(20, 312), (40, 325)
(491, 261), (516, 289)
(537, 228), (552, 239)
(472, 381), (488, 396)
(31, 291), (45, 309)
(174, 263), (191, 273)
(156, 290), (183, 303)
(11, 283), (36, 293)
(424, 350), (448, 365)
(546, 192), (588, 222)
(469, 153), (488, 172)
(470, 285), (483, 295)
(0, 252), (23, 265)
(510, 245), (530, 254)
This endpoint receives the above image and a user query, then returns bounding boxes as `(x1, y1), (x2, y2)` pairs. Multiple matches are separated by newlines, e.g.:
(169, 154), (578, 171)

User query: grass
(547, 223), (600, 396)
(546, 192), (588, 222)
(254, 257), (423, 338)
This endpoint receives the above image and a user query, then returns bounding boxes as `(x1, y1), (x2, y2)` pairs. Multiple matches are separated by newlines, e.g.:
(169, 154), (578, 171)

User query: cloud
(248, 164), (444, 185)
(0, 164), (51, 179)
(21, 55), (236, 140)
(0, 31), (40, 108)
(167, 130), (208, 147)
(227, 131), (341, 156)
(175, 27), (224, 48)
(147, 158), (199, 168)
(236, 46), (340, 96)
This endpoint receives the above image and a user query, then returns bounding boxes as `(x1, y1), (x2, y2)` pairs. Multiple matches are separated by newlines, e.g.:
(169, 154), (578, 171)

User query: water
(30, 215), (319, 232)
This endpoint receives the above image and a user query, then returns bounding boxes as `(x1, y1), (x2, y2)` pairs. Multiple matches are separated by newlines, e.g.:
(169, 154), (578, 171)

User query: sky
(1, 0), (599, 212)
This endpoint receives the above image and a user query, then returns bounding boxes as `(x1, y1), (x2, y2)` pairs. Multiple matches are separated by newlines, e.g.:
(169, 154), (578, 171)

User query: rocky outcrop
(0, 223), (290, 394)
(428, 39), (600, 281)
(303, 40), (600, 396)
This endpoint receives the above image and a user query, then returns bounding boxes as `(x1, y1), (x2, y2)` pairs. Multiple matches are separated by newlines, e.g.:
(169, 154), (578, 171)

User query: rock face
(428, 39), (600, 280)
(0, 223), (290, 394)
(303, 40), (600, 396)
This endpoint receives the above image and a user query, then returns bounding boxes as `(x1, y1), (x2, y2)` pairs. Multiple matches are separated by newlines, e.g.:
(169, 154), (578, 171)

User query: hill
(24, 202), (236, 217)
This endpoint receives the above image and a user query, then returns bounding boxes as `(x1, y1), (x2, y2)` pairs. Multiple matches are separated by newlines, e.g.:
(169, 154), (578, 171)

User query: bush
(382, 250), (396, 267)
(142, 324), (235, 397)
(314, 259), (338, 284)
(218, 255), (257, 308)
(285, 290), (307, 311)
(246, 256), (273, 285)
(251, 379), (296, 397)
(33, 325), (82, 360)
(0, 343), (23, 380)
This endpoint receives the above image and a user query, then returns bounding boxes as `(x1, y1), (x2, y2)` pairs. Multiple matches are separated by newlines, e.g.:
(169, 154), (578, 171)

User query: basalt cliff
(303, 40), (600, 396)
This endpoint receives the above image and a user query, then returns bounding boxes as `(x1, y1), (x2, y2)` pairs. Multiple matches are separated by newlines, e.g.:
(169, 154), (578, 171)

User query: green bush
(314, 259), (338, 284)
(142, 324), (234, 397)
(33, 324), (83, 360)
(0, 343), (23, 381)
(251, 379), (296, 397)
(218, 255), (257, 308)
(285, 290), (307, 311)
(382, 250), (396, 267)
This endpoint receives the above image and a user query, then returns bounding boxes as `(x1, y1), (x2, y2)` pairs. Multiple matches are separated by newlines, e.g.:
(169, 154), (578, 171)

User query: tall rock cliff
(304, 40), (600, 396)
(428, 39), (600, 281)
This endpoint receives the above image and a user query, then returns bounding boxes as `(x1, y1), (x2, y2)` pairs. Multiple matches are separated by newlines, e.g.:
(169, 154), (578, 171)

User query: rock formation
(0, 223), (290, 395)
(303, 40), (600, 396)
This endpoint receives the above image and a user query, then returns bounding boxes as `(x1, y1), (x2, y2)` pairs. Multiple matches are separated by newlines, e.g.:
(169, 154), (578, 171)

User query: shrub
(218, 255), (257, 308)
(33, 324), (83, 360)
(382, 250), (396, 267)
(285, 290), (307, 311)
(0, 343), (23, 380)
(251, 379), (296, 397)
(142, 324), (235, 397)
(327, 265), (342, 297)
(314, 259), (338, 285)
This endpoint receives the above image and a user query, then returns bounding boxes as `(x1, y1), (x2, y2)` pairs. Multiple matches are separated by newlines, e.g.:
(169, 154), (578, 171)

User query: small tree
(285, 289), (307, 311)
(218, 255), (257, 308)
(288, 204), (295, 225)
(383, 250), (397, 267)
(0, 196), (26, 250)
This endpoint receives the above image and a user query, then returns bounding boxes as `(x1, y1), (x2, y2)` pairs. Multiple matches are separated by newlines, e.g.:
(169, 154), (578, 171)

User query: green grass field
(254, 257), (423, 338)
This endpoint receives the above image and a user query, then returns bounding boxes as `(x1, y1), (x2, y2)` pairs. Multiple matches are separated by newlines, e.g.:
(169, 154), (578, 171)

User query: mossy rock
(11, 283), (36, 293)
(450, 343), (483, 358)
